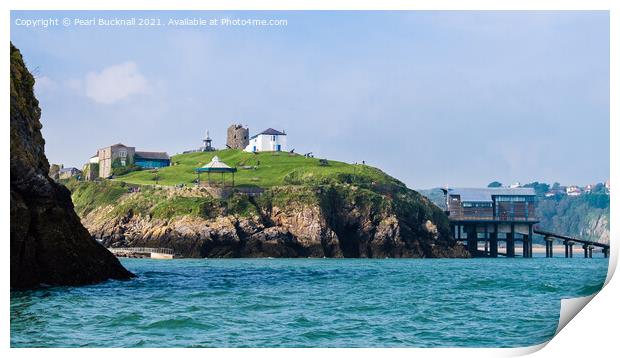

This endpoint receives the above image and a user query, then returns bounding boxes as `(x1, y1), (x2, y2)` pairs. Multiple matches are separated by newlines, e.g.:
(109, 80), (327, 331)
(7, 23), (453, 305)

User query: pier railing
(108, 247), (175, 255)
(449, 215), (538, 222)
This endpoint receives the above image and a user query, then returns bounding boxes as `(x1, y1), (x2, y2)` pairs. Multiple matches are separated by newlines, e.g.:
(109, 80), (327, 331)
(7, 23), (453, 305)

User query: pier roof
(448, 187), (536, 202)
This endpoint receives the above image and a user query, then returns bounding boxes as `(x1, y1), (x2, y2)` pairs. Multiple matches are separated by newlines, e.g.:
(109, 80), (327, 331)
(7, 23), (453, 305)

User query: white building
(244, 128), (287, 152)
(566, 185), (582, 196)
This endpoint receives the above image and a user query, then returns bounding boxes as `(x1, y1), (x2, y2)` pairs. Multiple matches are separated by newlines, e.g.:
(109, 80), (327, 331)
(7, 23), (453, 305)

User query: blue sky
(10, 10), (609, 188)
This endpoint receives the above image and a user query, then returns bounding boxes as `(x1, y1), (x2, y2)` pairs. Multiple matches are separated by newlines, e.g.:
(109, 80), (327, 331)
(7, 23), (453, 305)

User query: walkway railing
(108, 247), (174, 255)
(449, 215), (538, 222)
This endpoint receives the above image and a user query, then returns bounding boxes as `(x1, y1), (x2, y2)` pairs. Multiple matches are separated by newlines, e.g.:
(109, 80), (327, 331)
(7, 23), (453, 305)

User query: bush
(112, 164), (141, 176)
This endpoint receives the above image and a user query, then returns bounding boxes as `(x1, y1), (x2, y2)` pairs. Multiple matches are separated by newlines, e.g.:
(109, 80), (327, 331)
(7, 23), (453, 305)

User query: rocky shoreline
(76, 184), (469, 259)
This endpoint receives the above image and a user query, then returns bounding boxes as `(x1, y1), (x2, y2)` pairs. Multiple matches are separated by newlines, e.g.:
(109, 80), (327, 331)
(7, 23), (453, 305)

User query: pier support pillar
(528, 225), (534, 258)
(545, 236), (553, 258)
(507, 224), (515, 258)
(603, 247), (609, 258)
(522, 235), (531, 258)
(466, 226), (478, 257)
(483, 225), (489, 256)
(489, 232), (498, 258)
(588, 246), (593, 258)
(564, 241), (570, 258)
(583, 244), (590, 258)
(568, 241), (574, 258)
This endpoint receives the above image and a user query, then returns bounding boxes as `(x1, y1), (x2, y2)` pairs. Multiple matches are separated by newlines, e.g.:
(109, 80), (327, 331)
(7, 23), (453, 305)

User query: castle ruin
(226, 124), (249, 150)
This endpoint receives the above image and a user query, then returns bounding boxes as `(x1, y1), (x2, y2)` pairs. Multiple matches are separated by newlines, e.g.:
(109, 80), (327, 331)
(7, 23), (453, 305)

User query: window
(495, 195), (534, 202)
(119, 150), (127, 158)
(463, 202), (492, 208)
(272, 135), (276, 141)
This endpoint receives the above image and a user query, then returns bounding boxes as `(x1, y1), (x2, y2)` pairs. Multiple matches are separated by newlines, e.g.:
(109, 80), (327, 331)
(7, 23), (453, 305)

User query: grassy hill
(114, 149), (403, 189)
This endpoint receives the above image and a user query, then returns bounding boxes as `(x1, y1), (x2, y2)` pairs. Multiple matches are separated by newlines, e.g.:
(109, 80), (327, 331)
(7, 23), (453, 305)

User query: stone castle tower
(226, 124), (249, 150)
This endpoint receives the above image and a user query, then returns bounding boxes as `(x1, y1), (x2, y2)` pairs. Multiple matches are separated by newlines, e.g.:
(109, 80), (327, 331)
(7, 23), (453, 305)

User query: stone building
(226, 124), (249, 150)
(97, 143), (170, 178)
(97, 143), (136, 178)
(82, 162), (99, 181)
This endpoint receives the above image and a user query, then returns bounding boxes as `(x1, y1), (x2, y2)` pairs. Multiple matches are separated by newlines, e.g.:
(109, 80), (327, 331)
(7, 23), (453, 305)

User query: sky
(10, 10), (610, 189)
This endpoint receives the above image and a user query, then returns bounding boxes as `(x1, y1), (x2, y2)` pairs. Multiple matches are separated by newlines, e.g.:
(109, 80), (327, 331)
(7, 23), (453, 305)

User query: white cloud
(34, 76), (57, 94)
(84, 62), (148, 104)
(65, 78), (83, 92)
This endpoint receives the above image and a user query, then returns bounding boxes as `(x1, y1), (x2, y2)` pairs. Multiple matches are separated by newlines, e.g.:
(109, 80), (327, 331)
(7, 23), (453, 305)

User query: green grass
(67, 150), (421, 221)
(66, 180), (129, 216)
(114, 149), (402, 189)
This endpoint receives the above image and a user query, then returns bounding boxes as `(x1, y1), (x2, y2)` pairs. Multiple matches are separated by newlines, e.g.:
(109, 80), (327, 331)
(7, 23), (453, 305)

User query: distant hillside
(419, 188), (610, 244)
(537, 194), (609, 244)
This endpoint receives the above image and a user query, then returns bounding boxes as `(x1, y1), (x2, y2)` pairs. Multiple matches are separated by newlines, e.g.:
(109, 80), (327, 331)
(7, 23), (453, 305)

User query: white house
(244, 128), (287, 152)
(566, 185), (582, 196)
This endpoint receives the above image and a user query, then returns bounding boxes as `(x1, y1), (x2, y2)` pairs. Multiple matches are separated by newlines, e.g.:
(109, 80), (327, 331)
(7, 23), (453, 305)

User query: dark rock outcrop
(10, 43), (134, 289)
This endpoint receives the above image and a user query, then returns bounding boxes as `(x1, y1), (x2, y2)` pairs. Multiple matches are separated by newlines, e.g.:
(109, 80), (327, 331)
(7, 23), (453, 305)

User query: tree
(523, 181), (550, 196)
(487, 181), (502, 188)
(591, 183), (605, 194)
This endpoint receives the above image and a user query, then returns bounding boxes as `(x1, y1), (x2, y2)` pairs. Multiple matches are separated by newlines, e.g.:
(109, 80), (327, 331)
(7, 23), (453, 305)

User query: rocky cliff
(10, 43), (134, 288)
(69, 181), (469, 259)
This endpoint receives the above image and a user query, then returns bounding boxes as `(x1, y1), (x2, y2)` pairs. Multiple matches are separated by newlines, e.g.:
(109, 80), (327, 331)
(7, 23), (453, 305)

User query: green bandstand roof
(195, 156), (237, 173)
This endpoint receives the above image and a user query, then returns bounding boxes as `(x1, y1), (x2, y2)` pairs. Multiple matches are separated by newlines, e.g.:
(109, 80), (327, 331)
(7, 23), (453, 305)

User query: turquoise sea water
(11, 257), (608, 348)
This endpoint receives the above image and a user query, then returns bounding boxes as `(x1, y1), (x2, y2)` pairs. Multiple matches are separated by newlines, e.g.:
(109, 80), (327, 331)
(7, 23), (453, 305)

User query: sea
(10, 256), (608, 348)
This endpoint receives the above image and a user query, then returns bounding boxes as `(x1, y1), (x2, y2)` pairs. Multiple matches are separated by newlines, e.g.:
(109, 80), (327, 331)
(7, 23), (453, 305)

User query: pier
(108, 247), (176, 259)
(534, 229), (609, 258)
(442, 187), (608, 258)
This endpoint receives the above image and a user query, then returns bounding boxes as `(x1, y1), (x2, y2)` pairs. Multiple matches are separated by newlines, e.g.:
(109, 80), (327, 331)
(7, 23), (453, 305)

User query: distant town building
(566, 185), (582, 196)
(226, 124), (249, 150)
(58, 167), (82, 180)
(508, 182), (522, 189)
(244, 128), (287, 152)
(96, 143), (169, 178)
(89, 154), (99, 164)
(584, 184), (593, 194)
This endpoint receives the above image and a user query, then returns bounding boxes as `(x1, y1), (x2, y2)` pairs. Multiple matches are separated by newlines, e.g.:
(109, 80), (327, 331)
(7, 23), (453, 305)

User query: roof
(447, 187), (536, 202)
(98, 143), (134, 151)
(250, 128), (286, 139)
(59, 167), (80, 173)
(195, 156), (237, 172)
(134, 151), (170, 160)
